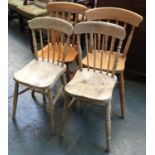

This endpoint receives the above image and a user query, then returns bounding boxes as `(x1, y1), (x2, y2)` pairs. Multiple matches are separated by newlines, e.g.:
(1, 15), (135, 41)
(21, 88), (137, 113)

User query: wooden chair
(85, 7), (143, 118)
(37, 2), (87, 81)
(60, 21), (126, 152)
(12, 17), (73, 132)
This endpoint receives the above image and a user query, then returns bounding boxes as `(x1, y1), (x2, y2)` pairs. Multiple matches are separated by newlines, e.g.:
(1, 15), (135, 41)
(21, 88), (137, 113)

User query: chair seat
(14, 59), (66, 88)
(65, 68), (117, 102)
(37, 44), (78, 63)
(82, 51), (126, 72)
(16, 4), (47, 18)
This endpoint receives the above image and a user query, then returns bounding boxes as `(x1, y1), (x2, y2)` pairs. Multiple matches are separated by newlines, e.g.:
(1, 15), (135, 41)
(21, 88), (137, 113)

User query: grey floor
(8, 20), (146, 155)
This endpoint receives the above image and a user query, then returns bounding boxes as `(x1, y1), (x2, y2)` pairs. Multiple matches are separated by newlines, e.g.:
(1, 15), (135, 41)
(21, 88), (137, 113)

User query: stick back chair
(12, 17), (73, 132)
(36, 2), (87, 81)
(60, 21), (126, 152)
(85, 7), (143, 118)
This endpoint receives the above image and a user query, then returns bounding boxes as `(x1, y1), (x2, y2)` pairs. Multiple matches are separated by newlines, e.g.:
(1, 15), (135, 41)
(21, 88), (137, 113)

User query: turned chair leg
(119, 72), (125, 119)
(48, 90), (55, 133)
(60, 95), (69, 138)
(12, 81), (19, 119)
(105, 101), (111, 152)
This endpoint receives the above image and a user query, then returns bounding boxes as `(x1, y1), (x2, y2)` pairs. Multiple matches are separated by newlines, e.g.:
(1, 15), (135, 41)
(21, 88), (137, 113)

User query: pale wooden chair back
(85, 7), (143, 58)
(74, 21), (126, 77)
(28, 16), (73, 66)
(47, 2), (87, 46)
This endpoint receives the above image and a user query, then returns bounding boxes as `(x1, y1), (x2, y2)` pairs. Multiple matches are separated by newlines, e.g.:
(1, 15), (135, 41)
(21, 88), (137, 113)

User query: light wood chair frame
(85, 7), (143, 118)
(60, 21), (126, 152)
(12, 16), (73, 133)
(46, 2), (88, 81)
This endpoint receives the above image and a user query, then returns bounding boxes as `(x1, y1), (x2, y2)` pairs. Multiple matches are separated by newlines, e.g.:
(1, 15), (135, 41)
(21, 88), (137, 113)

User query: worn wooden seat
(38, 2), (87, 81)
(82, 51), (126, 72)
(14, 60), (66, 88)
(85, 7), (143, 118)
(37, 43), (77, 63)
(12, 17), (73, 133)
(65, 68), (117, 102)
(60, 21), (126, 152)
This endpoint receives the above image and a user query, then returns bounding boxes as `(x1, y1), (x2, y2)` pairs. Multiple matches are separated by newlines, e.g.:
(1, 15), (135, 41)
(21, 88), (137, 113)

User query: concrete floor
(8, 20), (146, 155)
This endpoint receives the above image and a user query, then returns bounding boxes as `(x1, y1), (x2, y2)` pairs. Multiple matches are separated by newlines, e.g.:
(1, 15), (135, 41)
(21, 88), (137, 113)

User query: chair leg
(66, 64), (71, 82)
(105, 100), (111, 152)
(12, 81), (19, 119)
(48, 90), (55, 133)
(60, 95), (69, 138)
(119, 72), (125, 119)
(60, 75), (66, 86)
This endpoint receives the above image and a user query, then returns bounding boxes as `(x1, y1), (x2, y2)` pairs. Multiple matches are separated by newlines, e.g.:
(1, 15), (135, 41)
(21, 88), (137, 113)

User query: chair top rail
(28, 16), (73, 36)
(74, 21), (126, 40)
(86, 7), (143, 27)
(47, 2), (88, 15)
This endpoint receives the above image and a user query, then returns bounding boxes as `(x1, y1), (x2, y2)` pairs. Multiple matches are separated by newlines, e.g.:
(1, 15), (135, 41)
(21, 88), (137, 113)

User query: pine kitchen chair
(37, 2), (87, 82)
(12, 17), (73, 132)
(60, 21), (126, 152)
(85, 7), (143, 118)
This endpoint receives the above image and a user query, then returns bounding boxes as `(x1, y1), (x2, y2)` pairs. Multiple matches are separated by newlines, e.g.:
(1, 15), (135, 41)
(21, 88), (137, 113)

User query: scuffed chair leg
(105, 101), (111, 152)
(60, 95), (69, 138)
(12, 81), (19, 120)
(48, 90), (55, 134)
(119, 72), (125, 119)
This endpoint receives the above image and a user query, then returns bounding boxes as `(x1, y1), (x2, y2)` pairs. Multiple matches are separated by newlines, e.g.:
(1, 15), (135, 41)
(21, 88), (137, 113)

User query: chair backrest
(85, 7), (143, 58)
(28, 16), (74, 66)
(74, 21), (126, 77)
(47, 2), (87, 46)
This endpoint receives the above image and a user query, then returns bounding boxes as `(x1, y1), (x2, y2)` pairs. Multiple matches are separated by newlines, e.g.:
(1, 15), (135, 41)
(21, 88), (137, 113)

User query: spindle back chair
(12, 17), (73, 133)
(37, 2), (87, 81)
(60, 21), (126, 152)
(85, 7), (143, 118)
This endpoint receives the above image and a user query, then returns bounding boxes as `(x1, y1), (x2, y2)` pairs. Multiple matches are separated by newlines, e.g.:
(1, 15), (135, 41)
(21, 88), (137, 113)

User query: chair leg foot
(12, 81), (19, 119)
(105, 101), (111, 152)
(119, 72), (125, 119)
